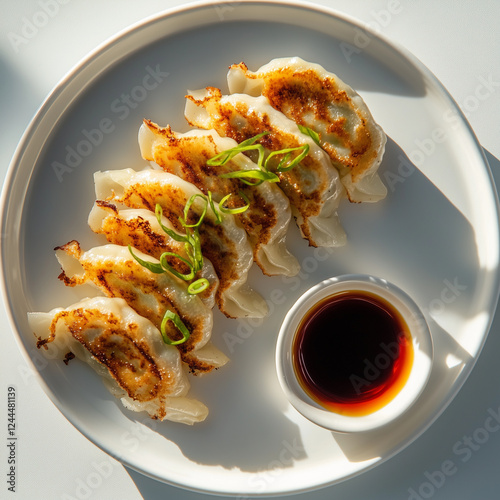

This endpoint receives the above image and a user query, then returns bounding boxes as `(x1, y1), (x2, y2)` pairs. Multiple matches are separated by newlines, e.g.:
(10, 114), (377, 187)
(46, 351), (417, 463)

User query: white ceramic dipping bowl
(276, 274), (433, 433)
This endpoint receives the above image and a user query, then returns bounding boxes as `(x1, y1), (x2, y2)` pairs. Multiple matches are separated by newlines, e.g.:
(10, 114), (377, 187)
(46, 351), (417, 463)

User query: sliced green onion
(298, 124), (320, 145)
(209, 131), (308, 185)
(237, 131), (270, 147)
(133, 203), (210, 296)
(160, 310), (191, 345)
(266, 144), (309, 172)
(187, 278), (209, 294)
(184, 228), (204, 273)
(155, 204), (187, 243)
(159, 252), (195, 281)
(207, 132), (269, 167)
(219, 191), (250, 215)
(180, 194), (208, 229)
(207, 143), (263, 167)
(208, 191), (222, 225)
(128, 245), (165, 274)
(219, 169), (280, 185)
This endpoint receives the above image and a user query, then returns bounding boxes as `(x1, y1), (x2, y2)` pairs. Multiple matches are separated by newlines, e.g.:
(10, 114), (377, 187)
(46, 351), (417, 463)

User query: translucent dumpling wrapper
(88, 200), (219, 309)
(93, 168), (269, 319)
(28, 296), (208, 424)
(138, 119), (300, 277)
(55, 240), (228, 375)
(227, 56), (387, 203)
(185, 87), (346, 248)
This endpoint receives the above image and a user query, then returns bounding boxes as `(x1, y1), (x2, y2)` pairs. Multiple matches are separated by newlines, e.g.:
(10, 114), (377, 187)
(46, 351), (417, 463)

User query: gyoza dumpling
(227, 57), (387, 202)
(88, 200), (219, 309)
(93, 168), (269, 319)
(138, 120), (300, 277)
(29, 296), (208, 424)
(55, 240), (228, 375)
(185, 87), (346, 248)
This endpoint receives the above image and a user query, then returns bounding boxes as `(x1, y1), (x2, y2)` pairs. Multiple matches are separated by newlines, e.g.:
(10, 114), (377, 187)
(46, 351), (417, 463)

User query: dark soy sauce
(292, 290), (414, 416)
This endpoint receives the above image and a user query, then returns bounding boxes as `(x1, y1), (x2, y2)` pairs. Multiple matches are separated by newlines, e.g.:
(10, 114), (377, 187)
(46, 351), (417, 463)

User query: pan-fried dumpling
(55, 240), (228, 375)
(88, 200), (219, 309)
(138, 119), (300, 277)
(227, 57), (387, 203)
(93, 168), (269, 319)
(185, 87), (346, 248)
(29, 296), (208, 424)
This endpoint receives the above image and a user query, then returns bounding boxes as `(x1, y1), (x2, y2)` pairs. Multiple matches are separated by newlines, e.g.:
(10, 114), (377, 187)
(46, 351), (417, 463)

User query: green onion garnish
(160, 310), (191, 345)
(187, 278), (210, 294)
(155, 204), (187, 243)
(128, 245), (165, 274)
(219, 169), (280, 185)
(237, 131), (270, 147)
(297, 124), (320, 145)
(159, 252), (195, 281)
(208, 191), (222, 225)
(186, 230), (204, 274)
(208, 132), (308, 184)
(219, 191), (251, 214)
(129, 202), (209, 295)
(267, 144), (309, 172)
(207, 131), (269, 167)
(180, 194), (208, 229)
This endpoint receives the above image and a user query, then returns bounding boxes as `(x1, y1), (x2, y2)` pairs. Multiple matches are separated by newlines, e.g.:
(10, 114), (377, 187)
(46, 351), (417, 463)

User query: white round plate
(2, 0), (499, 496)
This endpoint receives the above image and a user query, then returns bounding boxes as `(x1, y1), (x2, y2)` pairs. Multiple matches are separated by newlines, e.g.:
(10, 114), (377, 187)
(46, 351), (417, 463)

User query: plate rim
(2, 0), (500, 496)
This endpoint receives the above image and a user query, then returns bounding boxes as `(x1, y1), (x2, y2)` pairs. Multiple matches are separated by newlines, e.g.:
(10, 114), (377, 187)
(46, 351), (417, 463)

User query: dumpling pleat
(87, 201), (219, 309)
(138, 120), (300, 277)
(28, 296), (208, 424)
(54, 240), (227, 375)
(227, 57), (387, 203)
(93, 168), (269, 319)
(184, 87), (347, 248)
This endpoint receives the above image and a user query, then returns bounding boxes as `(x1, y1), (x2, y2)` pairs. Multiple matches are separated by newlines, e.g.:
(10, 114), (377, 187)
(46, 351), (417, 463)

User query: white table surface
(1, 1), (499, 499)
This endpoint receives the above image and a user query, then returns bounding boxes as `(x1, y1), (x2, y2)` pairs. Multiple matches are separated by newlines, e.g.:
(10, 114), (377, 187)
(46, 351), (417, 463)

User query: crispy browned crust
(234, 64), (379, 183)
(54, 240), (209, 372)
(105, 174), (243, 317)
(186, 88), (329, 244)
(142, 119), (278, 268)
(94, 200), (189, 271)
(92, 202), (218, 309)
(46, 307), (171, 418)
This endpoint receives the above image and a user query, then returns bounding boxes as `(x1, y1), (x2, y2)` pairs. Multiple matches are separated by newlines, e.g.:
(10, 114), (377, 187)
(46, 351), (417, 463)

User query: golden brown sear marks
(120, 181), (187, 234)
(197, 218), (240, 313)
(235, 63), (377, 183)
(55, 241), (204, 367)
(49, 308), (172, 403)
(186, 88), (330, 242)
(109, 178), (243, 315)
(94, 200), (188, 271)
(144, 120), (221, 188)
(91, 202), (218, 308)
(142, 120), (278, 259)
